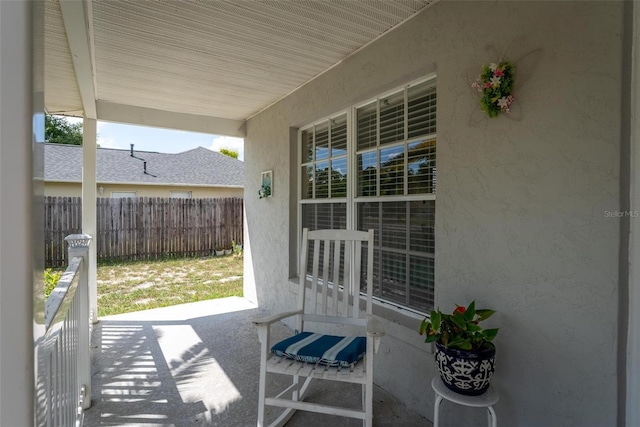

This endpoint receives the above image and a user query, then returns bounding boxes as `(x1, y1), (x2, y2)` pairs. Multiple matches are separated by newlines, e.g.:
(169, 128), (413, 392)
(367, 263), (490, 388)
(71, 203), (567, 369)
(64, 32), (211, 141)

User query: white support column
(82, 118), (98, 323)
(0, 1), (36, 425)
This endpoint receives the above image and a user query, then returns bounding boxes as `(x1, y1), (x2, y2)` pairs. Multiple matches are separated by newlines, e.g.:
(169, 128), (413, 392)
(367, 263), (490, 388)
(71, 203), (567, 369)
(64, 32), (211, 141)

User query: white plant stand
(431, 376), (499, 427)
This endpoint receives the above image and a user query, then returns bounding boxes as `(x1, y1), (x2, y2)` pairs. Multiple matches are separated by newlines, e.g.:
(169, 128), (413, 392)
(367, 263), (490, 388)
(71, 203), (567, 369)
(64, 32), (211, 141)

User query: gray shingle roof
(44, 143), (244, 187)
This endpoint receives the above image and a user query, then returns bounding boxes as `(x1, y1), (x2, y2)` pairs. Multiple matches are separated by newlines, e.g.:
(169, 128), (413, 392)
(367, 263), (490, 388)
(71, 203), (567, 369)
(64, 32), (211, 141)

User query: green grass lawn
(96, 254), (243, 316)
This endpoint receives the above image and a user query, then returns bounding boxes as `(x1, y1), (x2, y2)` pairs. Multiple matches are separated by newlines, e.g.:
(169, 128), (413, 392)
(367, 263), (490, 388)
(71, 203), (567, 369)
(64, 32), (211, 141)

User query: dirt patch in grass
(97, 255), (243, 317)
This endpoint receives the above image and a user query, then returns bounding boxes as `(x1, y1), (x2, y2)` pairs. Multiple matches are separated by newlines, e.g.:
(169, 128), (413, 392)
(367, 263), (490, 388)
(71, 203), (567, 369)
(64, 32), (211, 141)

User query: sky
(66, 117), (245, 161)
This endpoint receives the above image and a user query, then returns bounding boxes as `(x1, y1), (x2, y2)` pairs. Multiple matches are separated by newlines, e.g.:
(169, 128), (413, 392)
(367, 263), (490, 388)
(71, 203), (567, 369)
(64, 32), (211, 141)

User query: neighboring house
(44, 143), (243, 198)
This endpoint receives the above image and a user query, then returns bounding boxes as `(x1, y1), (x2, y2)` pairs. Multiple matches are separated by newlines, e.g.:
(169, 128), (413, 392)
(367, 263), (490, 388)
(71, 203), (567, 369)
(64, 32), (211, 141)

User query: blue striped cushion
(271, 332), (366, 367)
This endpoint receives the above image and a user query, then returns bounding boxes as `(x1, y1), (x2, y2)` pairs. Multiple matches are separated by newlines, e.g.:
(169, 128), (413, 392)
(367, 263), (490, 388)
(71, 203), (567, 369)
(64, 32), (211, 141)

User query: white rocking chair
(253, 228), (384, 427)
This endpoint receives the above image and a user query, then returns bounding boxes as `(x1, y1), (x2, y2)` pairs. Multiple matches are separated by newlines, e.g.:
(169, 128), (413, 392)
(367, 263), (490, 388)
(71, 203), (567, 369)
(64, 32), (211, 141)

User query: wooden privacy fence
(45, 197), (83, 267)
(45, 197), (243, 267)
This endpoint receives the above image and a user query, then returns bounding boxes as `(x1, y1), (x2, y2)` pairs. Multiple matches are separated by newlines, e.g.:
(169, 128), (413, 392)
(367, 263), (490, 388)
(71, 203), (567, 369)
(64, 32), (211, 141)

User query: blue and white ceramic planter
(434, 341), (496, 396)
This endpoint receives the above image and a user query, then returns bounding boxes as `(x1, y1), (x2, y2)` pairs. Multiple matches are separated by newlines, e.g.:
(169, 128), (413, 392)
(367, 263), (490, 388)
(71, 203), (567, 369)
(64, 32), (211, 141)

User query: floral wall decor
(472, 61), (516, 118)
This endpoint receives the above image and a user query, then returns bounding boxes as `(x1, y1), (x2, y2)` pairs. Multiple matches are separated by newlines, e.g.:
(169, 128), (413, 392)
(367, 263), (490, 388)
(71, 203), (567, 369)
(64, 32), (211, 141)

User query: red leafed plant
(419, 301), (499, 351)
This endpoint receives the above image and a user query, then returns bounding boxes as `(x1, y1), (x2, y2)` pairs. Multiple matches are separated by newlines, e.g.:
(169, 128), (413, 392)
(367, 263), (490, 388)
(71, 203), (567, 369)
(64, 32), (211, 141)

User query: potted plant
(419, 301), (499, 395)
(214, 245), (225, 256)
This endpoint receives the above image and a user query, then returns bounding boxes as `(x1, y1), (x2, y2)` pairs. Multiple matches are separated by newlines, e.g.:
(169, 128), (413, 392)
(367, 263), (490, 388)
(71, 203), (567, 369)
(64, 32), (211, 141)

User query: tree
(219, 147), (239, 159)
(45, 114), (83, 145)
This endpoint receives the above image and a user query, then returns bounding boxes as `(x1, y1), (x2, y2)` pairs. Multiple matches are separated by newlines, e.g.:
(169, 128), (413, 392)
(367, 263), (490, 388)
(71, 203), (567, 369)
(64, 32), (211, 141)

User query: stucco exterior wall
(244, 1), (623, 426)
(45, 182), (243, 198)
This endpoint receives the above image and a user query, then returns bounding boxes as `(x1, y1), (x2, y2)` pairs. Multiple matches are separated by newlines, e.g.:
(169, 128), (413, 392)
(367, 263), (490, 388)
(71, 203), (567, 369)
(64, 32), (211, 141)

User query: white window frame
(170, 191), (192, 198)
(110, 191), (137, 198)
(298, 74), (437, 314)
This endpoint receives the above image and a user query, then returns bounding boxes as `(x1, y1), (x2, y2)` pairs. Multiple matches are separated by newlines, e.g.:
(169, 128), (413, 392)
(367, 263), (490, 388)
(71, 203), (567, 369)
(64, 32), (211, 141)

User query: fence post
(64, 234), (93, 410)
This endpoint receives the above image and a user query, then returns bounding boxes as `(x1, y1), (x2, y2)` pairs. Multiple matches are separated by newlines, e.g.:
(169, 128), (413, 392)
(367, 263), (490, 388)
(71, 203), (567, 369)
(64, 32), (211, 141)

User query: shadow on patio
(85, 297), (429, 427)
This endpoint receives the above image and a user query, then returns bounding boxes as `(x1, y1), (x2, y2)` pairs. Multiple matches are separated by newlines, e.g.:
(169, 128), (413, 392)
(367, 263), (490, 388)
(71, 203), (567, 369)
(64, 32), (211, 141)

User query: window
(170, 191), (192, 198)
(299, 77), (437, 313)
(111, 191), (137, 198)
(301, 114), (348, 201)
(300, 114), (349, 281)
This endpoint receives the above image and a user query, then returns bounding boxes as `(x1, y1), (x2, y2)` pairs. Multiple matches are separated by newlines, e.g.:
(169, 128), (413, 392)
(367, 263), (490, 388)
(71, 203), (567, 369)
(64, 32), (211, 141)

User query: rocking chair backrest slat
(343, 240), (351, 318)
(352, 240), (362, 319)
(321, 239), (331, 314)
(339, 239), (347, 318)
(296, 229), (310, 332)
(301, 228), (374, 325)
(331, 239), (341, 316)
(310, 238), (320, 314)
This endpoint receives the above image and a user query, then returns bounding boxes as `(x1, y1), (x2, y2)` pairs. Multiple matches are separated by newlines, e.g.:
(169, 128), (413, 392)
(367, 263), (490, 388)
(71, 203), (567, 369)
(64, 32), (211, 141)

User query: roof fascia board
(99, 182), (244, 188)
(59, 0), (97, 119)
(96, 101), (246, 138)
(46, 179), (242, 189)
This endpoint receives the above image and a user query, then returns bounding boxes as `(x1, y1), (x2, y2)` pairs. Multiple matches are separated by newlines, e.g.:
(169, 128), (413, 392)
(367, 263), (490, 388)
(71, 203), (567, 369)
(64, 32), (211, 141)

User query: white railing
(43, 234), (92, 427)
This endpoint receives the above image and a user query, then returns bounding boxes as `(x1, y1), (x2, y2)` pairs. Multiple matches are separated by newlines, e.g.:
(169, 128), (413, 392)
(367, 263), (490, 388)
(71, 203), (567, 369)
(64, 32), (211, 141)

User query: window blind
(379, 91), (404, 146)
(408, 81), (437, 138)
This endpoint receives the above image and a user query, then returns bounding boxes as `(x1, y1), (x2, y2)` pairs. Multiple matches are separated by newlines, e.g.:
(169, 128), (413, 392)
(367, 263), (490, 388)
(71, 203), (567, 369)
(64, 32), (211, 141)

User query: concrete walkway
(84, 297), (429, 427)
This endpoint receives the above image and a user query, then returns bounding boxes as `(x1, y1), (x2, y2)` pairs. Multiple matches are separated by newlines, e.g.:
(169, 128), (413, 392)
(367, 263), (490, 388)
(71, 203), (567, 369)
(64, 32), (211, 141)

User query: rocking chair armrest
(366, 315), (385, 337)
(252, 309), (304, 327)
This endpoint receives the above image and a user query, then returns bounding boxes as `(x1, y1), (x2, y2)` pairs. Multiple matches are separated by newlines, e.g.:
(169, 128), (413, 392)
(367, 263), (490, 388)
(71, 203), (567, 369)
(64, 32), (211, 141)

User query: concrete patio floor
(84, 297), (430, 427)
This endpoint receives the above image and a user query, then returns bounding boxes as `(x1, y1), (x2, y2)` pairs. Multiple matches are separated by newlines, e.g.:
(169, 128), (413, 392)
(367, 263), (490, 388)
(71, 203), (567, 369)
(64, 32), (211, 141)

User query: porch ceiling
(45, 0), (435, 135)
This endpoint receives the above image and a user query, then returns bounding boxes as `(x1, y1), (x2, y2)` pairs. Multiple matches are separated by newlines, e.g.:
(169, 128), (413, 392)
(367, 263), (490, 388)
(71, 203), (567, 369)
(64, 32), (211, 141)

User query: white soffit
(46, 0), (434, 124)
(45, 0), (84, 116)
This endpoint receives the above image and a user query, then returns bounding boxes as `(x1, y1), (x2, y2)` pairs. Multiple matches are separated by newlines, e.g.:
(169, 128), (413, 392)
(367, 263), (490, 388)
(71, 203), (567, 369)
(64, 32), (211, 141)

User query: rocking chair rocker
(253, 228), (383, 427)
